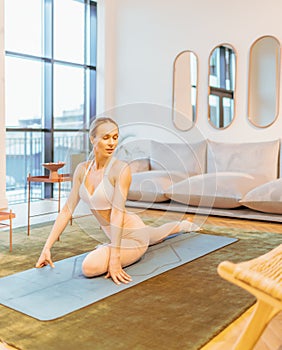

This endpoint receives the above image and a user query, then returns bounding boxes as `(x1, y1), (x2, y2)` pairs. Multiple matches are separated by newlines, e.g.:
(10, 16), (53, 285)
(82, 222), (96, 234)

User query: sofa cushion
(165, 172), (267, 209)
(240, 179), (282, 214)
(128, 170), (186, 202)
(207, 140), (280, 181)
(150, 140), (206, 175)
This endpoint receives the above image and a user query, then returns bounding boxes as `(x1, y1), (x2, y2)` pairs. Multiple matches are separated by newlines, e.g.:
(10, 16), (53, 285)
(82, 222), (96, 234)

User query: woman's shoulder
(110, 158), (131, 183)
(75, 160), (91, 172)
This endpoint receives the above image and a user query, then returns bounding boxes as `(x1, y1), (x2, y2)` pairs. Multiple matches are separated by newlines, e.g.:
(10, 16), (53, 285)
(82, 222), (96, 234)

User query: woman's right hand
(105, 257), (132, 285)
(35, 248), (55, 268)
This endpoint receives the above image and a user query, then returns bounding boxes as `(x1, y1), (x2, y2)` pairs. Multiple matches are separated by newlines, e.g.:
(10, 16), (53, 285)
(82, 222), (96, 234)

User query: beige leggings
(82, 211), (182, 277)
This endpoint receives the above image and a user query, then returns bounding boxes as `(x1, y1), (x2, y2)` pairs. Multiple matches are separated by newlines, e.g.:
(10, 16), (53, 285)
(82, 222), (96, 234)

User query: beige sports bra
(79, 157), (115, 210)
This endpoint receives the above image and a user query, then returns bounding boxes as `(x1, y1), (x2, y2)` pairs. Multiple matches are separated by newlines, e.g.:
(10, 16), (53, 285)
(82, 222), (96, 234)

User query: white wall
(0, 0), (8, 209)
(97, 0), (282, 143)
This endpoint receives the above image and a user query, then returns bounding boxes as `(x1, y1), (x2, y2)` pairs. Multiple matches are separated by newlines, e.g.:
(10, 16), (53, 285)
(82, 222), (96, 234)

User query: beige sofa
(117, 138), (282, 217)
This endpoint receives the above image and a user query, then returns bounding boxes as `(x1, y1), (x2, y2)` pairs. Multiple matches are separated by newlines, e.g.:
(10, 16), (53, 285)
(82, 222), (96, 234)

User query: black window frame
(5, 0), (97, 202)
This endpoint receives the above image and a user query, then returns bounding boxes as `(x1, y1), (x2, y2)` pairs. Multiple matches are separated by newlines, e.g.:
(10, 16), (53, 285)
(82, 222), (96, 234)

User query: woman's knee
(82, 247), (109, 277)
(81, 258), (97, 277)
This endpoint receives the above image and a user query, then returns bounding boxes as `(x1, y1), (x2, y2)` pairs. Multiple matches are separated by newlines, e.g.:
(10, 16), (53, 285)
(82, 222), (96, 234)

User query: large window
(5, 0), (97, 203)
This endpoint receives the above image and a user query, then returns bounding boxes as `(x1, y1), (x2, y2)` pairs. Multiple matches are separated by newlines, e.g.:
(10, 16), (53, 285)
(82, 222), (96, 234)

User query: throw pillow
(150, 140), (206, 175)
(240, 179), (282, 214)
(128, 170), (186, 203)
(165, 172), (267, 209)
(207, 139), (280, 181)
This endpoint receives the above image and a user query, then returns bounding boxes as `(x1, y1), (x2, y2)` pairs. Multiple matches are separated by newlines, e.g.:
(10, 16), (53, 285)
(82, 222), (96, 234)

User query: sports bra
(79, 157), (115, 210)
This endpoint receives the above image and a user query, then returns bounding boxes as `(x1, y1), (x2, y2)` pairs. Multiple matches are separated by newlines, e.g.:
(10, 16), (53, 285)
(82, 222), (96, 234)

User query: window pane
(87, 1), (97, 66)
(54, 0), (85, 63)
(54, 131), (89, 174)
(5, 0), (43, 56)
(209, 95), (220, 128)
(5, 56), (43, 128)
(86, 68), (96, 122)
(223, 97), (234, 126)
(6, 131), (44, 203)
(54, 64), (84, 129)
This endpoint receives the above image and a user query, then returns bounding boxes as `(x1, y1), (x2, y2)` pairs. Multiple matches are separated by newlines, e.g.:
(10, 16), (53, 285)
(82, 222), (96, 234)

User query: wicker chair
(217, 244), (282, 350)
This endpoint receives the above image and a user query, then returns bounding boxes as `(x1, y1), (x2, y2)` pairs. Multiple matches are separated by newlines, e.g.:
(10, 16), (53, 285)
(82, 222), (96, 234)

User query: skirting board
(126, 200), (282, 223)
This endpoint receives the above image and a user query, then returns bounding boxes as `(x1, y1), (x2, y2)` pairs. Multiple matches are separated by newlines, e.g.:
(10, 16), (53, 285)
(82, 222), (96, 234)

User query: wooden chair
(217, 244), (282, 350)
(0, 209), (16, 252)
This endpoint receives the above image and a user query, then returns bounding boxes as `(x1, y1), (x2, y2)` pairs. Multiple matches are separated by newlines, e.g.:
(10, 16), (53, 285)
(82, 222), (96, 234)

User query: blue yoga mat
(0, 232), (237, 321)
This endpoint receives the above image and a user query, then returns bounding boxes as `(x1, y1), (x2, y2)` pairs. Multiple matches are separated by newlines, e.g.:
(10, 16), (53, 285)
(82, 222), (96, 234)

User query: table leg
(9, 210), (12, 252)
(27, 174), (31, 236)
(57, 182), (61, 241)
(58, 181), (61, 213)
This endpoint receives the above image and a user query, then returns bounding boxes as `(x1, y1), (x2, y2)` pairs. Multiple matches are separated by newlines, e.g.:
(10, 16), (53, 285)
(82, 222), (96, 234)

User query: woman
(36, 117), (199, 285)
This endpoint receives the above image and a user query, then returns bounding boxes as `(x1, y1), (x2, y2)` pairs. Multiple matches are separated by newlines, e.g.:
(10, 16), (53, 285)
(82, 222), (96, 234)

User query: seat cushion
(207, 139), (280, 182)
(240, 179), (282, 214)
(128, 170), (186, 203)
(150, 140), (206, 175)
(165, 172), (267, 209)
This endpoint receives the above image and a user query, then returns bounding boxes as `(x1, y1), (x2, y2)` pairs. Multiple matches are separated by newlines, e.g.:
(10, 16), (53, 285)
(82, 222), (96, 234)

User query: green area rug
(0, 216), (281, 350)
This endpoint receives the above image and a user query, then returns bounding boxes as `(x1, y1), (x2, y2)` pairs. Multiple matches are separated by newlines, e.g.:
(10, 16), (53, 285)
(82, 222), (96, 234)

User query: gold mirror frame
(248, 35), (281, 128)
(172, 50), (198, 131)
(208, 43), (237, 129)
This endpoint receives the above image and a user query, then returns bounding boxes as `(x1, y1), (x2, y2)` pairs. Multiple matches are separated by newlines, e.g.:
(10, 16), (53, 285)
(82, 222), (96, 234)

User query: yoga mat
(0, 232), (237, 321)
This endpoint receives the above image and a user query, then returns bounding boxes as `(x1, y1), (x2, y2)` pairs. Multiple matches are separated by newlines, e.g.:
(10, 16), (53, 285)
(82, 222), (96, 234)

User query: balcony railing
(6, 131), (88, 203)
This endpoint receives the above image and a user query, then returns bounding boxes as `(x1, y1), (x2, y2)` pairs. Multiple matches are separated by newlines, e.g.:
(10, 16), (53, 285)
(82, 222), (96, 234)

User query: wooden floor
(1, 209), (281, 350)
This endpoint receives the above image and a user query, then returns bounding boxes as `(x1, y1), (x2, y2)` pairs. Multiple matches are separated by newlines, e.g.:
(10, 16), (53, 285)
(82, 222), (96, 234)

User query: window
(5, 0), (97, 203)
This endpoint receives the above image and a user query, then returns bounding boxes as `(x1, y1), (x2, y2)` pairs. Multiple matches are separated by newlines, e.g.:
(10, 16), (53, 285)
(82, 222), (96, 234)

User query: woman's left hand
(105, 261), (132, 285)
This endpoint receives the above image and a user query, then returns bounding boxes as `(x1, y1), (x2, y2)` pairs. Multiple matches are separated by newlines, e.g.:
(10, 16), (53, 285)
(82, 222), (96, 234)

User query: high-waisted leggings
(82, 210), (181, 277)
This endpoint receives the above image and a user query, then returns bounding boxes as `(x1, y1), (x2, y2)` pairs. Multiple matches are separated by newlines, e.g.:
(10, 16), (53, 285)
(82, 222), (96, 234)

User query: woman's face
(91, 122), (119, 158)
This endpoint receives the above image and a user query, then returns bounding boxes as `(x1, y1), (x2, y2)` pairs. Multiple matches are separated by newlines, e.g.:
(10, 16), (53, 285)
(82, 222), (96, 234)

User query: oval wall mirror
(208, 44), (236, 129)
(172, 50), (198, 131)
(248, 36), (281, 128)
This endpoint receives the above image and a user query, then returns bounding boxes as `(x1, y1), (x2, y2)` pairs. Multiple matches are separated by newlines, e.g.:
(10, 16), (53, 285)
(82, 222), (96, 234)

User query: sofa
(116, 138), (282, 220)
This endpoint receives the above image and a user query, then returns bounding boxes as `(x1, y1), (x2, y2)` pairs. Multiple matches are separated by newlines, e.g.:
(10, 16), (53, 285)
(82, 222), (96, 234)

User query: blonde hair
(89, 117), (119, 139)
(88, 117), (119, 160)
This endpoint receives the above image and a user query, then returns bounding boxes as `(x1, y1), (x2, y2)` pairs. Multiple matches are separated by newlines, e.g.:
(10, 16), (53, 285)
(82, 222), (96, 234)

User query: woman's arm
(35, 163), (84, 268)
(105, 161), (132, 284)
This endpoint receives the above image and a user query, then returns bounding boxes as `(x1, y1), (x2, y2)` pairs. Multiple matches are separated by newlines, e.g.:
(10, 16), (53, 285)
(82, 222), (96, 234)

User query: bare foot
(179, 220), (201, 232)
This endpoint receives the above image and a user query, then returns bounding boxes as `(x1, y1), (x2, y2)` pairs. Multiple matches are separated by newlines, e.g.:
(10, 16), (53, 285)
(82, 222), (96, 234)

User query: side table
(27, 173), (72, 235)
